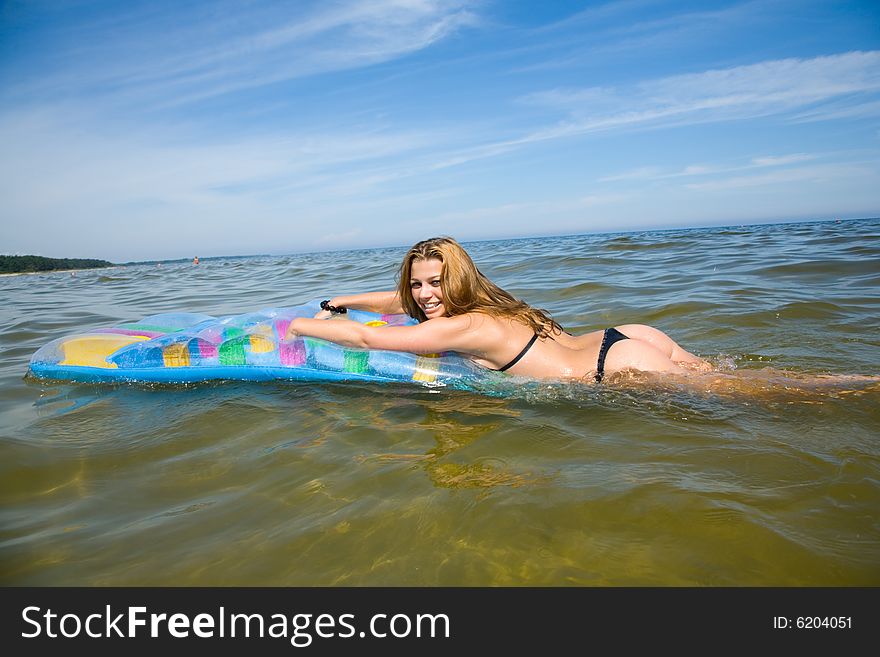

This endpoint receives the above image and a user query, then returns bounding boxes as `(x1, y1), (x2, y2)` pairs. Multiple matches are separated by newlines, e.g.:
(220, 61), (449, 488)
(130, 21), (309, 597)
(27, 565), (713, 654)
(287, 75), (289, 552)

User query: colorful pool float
(27, 299), (490, 387)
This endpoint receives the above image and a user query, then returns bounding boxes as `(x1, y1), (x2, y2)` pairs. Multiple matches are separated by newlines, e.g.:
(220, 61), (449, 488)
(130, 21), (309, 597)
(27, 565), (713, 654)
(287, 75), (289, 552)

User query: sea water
(1, 218), (878, 585)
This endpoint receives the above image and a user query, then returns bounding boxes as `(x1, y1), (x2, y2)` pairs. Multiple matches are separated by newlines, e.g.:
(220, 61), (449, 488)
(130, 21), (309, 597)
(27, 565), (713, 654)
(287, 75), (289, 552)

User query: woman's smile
(410, 258), (445, 318)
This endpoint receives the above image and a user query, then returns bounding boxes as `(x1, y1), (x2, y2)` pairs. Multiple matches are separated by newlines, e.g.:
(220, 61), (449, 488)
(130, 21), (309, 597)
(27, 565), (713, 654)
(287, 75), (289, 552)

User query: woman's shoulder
(457, 311), (534, 340)
(424, 312), (511, 340)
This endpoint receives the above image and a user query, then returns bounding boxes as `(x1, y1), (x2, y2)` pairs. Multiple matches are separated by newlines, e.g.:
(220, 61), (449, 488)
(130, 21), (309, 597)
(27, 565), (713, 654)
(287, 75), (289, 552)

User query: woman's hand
(284, 319), (300, 341)
(313, 309), (332, 319)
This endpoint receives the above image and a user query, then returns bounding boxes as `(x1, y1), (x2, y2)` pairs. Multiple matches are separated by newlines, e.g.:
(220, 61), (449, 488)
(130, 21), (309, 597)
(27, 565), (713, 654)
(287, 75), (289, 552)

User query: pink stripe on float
(198, 340), (218, 358)
(198, 327), (224, 344)
(274, 319), (290, 338)
(280, 339), (306, 366)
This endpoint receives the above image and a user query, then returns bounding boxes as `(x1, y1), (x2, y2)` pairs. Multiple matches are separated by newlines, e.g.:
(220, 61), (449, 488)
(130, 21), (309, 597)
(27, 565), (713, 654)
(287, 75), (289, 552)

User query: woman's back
(460, 313), (602, 379)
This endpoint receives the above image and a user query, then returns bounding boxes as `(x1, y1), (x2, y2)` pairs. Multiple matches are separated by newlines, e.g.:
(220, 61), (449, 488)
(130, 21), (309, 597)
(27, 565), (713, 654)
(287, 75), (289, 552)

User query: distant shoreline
(0, 255), (115, 275)
(0, 265), (125, 278)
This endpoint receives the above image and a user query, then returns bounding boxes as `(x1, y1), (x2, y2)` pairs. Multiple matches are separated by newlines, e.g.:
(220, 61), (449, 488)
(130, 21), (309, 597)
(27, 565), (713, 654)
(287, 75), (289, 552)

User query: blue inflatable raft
(27, 299), (491, 387)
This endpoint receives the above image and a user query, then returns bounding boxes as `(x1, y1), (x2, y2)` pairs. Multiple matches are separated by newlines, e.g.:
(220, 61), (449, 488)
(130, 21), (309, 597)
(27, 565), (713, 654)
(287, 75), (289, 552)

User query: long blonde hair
(397, 236), (563, 337)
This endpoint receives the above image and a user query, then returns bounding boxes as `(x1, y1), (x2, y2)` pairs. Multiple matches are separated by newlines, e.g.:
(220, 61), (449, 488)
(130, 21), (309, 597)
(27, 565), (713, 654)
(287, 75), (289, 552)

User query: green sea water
(1, 219), (878, 585)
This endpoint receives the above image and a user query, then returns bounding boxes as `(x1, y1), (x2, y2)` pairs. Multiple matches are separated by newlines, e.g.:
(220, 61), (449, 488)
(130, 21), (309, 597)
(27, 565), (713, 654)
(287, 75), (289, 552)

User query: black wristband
(320, 299), (347, 314)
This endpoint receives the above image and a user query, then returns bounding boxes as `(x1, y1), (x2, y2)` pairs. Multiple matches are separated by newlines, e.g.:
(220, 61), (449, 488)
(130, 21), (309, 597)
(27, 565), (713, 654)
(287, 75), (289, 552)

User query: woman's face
(409, 258), (445, 319)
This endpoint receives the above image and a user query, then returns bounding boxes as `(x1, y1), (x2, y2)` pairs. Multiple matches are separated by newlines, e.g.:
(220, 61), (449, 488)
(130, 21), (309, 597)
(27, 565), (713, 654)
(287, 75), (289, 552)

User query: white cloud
(599, 153), (820, 182)
(790, 99), (880, 123)
(7, 0), (479, 108)
(519, 51), (880, 141)
(512, 0), (785, 74)
(683, 162), (875, 191)
(0, 105), (450, 258)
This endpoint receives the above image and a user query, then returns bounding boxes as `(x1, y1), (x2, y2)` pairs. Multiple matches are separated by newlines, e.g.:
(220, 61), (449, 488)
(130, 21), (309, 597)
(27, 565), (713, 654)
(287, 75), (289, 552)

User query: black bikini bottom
(595, 328), (629, 382)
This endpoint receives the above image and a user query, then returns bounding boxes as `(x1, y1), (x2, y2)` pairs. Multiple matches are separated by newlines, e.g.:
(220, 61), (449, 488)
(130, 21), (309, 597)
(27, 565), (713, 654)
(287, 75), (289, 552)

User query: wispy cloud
(6, 0), (479, 108)
(791, 99), (880, 123)
(0, 107), (444, 210)
(519, 51), (880, 140)
(405, 51), (880, 175)
(599, 153), (819, 182)
(682, 162), (876, 191)
(512, 0), (774, 74)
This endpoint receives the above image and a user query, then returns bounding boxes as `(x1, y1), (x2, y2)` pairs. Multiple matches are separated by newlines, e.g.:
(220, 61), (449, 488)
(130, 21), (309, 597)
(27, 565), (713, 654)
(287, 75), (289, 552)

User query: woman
(285, 237), (710, 382)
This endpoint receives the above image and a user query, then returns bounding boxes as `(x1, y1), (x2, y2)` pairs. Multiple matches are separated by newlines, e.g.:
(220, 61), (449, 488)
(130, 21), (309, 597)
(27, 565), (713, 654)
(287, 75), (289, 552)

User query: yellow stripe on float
(59, 334), (149, 368)
(162, 342), (190, 367)
(246, 324), (276, 354)
(413, 353), (441, 383)
(249, 334), (275, 353)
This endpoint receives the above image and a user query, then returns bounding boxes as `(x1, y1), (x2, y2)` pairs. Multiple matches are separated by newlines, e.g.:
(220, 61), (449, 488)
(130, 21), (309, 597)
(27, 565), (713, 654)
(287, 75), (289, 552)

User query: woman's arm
(321, 291), (403, 314)
(287, 315), (484, 356)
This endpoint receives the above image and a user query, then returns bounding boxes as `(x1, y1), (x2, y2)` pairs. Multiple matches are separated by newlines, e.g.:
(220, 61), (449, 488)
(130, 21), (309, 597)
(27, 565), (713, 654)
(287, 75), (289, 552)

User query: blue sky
(1, 0), (878, 262)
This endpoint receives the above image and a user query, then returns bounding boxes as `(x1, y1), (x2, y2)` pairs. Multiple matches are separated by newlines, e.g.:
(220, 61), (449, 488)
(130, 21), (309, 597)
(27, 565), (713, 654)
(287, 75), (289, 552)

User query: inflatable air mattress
(27, 300), (490, 387)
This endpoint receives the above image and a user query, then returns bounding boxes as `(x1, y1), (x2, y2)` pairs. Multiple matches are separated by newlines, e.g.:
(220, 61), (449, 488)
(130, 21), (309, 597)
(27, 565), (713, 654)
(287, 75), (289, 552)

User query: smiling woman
(286, 237), (709, 381)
